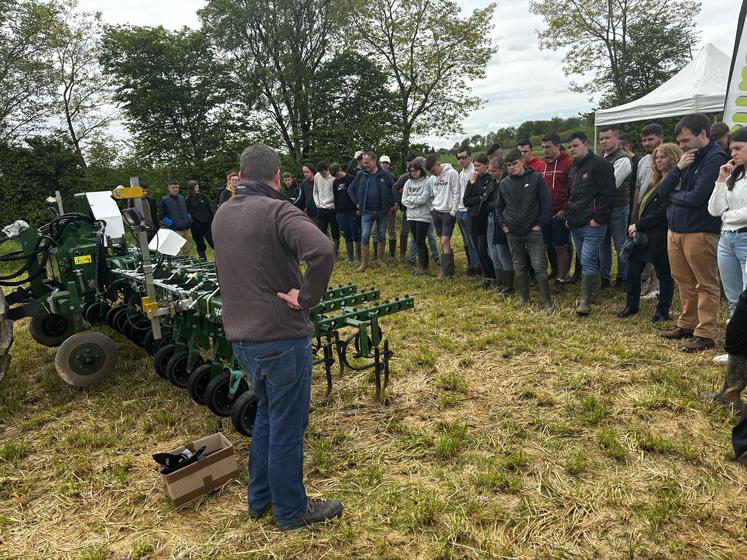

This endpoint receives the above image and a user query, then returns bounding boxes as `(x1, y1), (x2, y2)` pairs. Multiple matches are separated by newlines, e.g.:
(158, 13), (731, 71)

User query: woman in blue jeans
(708, 128), (747, 316)
(617, 143), (680, 322)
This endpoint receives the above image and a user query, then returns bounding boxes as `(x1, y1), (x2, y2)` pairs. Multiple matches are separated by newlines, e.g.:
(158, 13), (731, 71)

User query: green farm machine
(0, 185), (413, 435)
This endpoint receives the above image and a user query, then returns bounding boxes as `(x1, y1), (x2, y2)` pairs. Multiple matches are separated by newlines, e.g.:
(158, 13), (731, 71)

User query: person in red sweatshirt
(517, 139), (544, 172)
(539, 133), (573, 286)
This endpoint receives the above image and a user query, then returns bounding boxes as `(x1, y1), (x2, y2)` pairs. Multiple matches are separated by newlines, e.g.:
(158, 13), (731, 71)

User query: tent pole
(593, 126), (598, 153)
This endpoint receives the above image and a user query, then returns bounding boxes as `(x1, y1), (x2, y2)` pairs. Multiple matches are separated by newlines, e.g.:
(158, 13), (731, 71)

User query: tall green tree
(99, 25), (251, 176)
(307, 52), (400, 165)
(200, 0), (344, 168)
(530, 0), (701, 107)
(350, 0), (497, 160)
(0, 0), (59, 143)
(50, 1), (115, 168)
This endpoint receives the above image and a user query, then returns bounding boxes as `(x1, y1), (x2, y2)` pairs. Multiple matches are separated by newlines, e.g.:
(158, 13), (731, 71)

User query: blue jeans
(360, 210), (388, 244)
(232, 336), (312, 525)
(718, 231), (747, 315)
(456, 210), (480, 268)
(409, 223), (439, 261)
(626, 252), (674, 316)
(600, 204), (630, 281)
(487, 214), (513, 271)
(573, 224), (608, 276)
(335, 211), (360, 242)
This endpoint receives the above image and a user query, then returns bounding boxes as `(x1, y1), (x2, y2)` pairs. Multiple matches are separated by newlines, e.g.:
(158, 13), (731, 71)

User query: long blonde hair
(650, 143), (682, 188)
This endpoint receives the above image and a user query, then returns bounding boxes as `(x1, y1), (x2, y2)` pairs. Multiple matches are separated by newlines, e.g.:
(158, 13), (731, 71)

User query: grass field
(1, 242), (746, 559)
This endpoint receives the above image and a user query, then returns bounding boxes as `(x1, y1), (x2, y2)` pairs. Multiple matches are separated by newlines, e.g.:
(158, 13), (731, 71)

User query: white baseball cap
(380, 155), (391, 163)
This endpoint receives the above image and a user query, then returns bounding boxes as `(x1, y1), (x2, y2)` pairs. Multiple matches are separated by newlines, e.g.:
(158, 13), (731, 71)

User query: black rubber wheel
(106, 305), (126, 330)
(230, 391), (258, 437)
(84, 302), (110, 326)
(29, 313), (75, 347)
(166, 351), (204, 388)
(124, 317), (149, 343)
(112, 309), (130, 334)
(153, 343), (175, 379)
(54, 332), (117, 387)
(187, 363), (214, 405)
(205, 372), (249, 417)
(144, 330), (171, 356)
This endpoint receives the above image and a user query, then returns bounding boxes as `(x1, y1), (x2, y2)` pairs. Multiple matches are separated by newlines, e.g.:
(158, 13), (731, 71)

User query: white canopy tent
(593, 44), (731, 149)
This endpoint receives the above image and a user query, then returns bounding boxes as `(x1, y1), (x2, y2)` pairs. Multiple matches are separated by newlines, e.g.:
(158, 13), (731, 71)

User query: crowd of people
(139, 113), (747, 415)
(194, 115), (747, 530)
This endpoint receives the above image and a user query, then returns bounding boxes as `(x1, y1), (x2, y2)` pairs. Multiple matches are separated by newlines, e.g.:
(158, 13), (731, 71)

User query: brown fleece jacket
(212, 182), (334, 342)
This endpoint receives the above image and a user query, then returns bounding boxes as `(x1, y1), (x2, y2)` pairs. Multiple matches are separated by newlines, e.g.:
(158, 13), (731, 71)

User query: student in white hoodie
(425, 154), (461, 277)
(313, 161), (340, 255)
(402, 157), (435, 275)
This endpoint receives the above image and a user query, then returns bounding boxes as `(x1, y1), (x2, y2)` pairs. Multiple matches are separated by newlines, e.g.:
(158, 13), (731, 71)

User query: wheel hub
(70, 344), (104, 375)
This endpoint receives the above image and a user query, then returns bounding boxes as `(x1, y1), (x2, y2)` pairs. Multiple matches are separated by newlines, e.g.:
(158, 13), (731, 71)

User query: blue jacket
(659, 141), (728, 234)
(347, 167), (395, 213)
(159, 194), (192, 230)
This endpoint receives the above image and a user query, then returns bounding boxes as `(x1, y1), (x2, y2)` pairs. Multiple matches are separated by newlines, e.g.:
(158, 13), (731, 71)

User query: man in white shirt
(313, 161), (340, 256)
(456, 147), (481, 275)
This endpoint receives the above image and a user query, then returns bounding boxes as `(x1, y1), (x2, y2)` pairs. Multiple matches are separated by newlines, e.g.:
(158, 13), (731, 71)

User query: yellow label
(73, 255), (92, 265)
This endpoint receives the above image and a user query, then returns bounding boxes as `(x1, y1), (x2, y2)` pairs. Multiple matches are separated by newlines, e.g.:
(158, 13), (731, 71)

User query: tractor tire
(205, 372), (249, 417)
(29, 312), (75, 347)
(54, 332), (117, 387)
(105, 305), (126, 330)
(83, 302), (110, 326)
(153, 343), (175, 380)
(166, 351), (204, 389)
(187, 363), (214, 405)
(230, 391), (258, 437)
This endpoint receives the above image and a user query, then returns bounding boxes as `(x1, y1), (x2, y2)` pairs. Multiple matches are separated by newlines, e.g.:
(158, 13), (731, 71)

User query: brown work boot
(660, 326), (694, 340)
(681, 336), (716, 353)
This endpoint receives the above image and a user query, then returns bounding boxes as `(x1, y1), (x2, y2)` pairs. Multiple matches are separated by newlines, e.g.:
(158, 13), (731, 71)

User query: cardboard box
(160, 432), (239, 507)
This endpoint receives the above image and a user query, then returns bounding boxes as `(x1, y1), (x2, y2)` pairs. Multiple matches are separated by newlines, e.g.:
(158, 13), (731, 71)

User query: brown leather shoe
(681, 336), (716, 353)
(660, 326), (694, 340)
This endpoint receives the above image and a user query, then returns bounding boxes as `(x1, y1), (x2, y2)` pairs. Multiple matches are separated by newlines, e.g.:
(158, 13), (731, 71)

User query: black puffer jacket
(462, 172), (497, 218)
(566, 152), (616, 229)
(496, 167), (551, 236)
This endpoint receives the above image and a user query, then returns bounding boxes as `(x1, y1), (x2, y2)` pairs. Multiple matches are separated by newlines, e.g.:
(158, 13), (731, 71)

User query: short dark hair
(599, 126), (619, 136)
(328, 163), (341, 176)
(619, 134), (633, 149)
(168, 180), (179, 187)
(240, 144), (280, 182)
(315, 160), (328, 172)
(140, 181), (149, 190)
(187, 180), (198, 189)
(405, 153), (417, 163)
(674, 113), (710, 137)
(474, 153), (489, 165)
(486, 143), (502, 156)
(364, 151), (377, 162)
(710, 122), (730, 141)
(457, 146), (472, 156)
(505, 149), (523, 164)
(641, 123), (664, 137)
(517, 139), (532, 149)
(541, 133), (561, 146)
(302, 163), (316, 174)
(567, 131), (588, 144)
(424, 154), (439, 171)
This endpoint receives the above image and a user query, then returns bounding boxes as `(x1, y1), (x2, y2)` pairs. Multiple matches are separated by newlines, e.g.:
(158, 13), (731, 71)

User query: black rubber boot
(576, 274), (595, 316)
(516, 273), (530, 303)
(333, 238), (340, 258)
(499, 271), (514, 294)
(537, 276), (553, 310)
(702, 354), (747, 410)
(345, 241), (354, 262)
(389, 239), (396, 258)
(197, 250), (207, 261)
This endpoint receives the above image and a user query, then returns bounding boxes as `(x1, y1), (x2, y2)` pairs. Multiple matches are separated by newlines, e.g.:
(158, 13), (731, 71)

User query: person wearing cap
(378, 155), (400, 258)
(347, 150), (364, 176)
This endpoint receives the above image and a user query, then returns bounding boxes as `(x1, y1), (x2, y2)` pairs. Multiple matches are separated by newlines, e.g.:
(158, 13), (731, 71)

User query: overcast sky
(79, 0), (740, 148)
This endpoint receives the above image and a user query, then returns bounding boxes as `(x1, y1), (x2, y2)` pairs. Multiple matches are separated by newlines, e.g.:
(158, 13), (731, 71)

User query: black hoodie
(565, 151), (616, 229)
